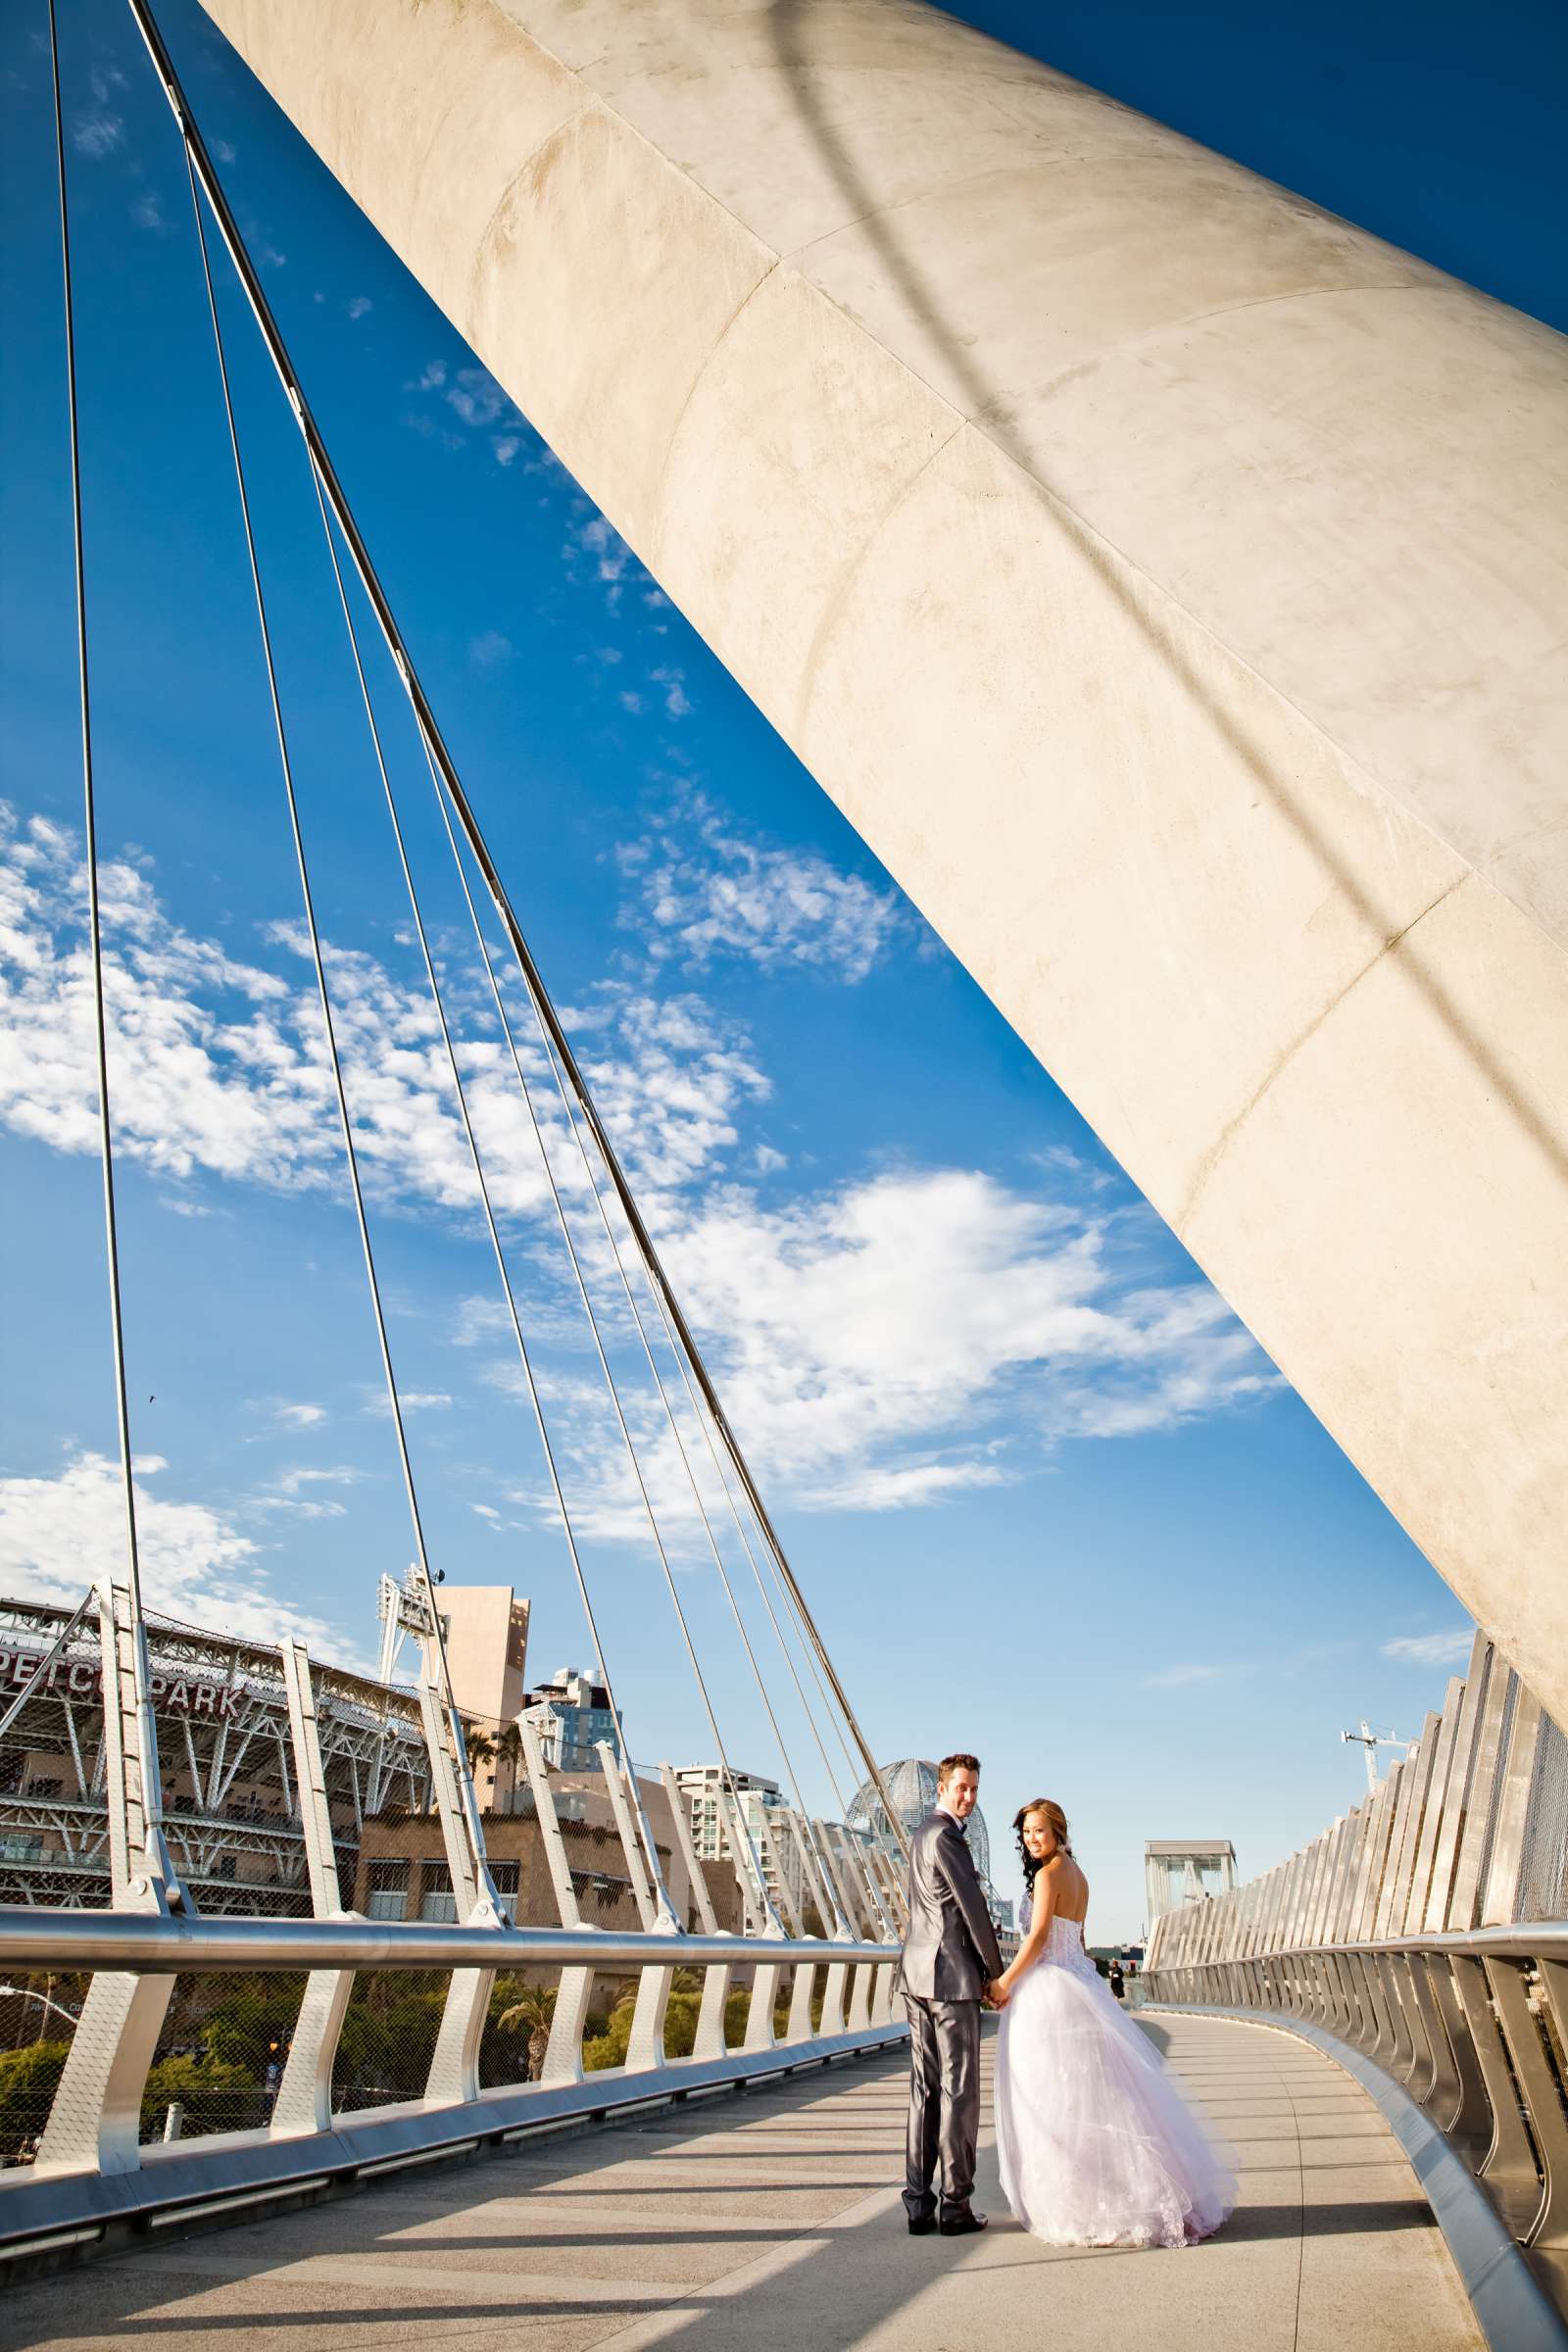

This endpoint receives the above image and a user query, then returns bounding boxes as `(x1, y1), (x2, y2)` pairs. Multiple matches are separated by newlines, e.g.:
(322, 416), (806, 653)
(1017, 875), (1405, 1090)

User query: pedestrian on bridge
(895, 1751), (1007, 2238)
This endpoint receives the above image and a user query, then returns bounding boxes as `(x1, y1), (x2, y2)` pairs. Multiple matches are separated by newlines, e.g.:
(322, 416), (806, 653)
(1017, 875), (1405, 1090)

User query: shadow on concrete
(764, 0), (1568, 1236)
(0, 2028), (1464, 2352)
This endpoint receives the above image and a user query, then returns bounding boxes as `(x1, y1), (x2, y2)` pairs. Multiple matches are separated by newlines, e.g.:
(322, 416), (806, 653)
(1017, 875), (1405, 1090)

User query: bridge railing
(0, 1910), (904, 2264)
(1143, 1922), (1568, 2312)
(1141, 1627), (1568, 2315)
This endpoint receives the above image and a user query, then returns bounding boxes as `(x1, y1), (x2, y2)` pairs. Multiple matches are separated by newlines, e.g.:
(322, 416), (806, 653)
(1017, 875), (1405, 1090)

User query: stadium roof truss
(0, 1594), (431, 1911)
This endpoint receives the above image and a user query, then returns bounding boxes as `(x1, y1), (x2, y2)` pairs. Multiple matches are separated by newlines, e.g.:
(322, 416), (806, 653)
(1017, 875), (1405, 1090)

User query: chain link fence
(137, 1971), (310, 2144)
(330, 1971), (452, 2115)
(0, 1971), (88, 2166)
(1516, 1712), (1568, 1924)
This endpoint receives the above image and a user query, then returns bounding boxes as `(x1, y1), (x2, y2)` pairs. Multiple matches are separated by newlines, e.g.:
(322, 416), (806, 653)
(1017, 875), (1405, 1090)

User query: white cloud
(2, 810), (1274, 1550)
(1381, 1630), (1475, 1668)
(1144, 1663), (1226, 1689)
(446, 366), (510, 428)
(273, 1465), (363, 1495)
(619, 800), (904, 983)
(469, 629), (514, 668)
(74, 111), (123, 158)
(662, 1170), (1274, 1502)
(649, 665), (692, 719)
(0, 808), (760, 1225)
(346, 295), (372, 319)
(0, 1450), (342, 1650)
(489, 1166), (1278, 1540)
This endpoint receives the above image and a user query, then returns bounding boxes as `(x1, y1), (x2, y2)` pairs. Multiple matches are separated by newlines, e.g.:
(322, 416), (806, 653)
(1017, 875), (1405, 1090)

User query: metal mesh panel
(1516, 1714), (1568, 1924)
(477, 1972), (559, 2089)
(0, 1972), (88, 2167)
(138, 1972), (309, 2143)
(330, 1971), (450, 2114)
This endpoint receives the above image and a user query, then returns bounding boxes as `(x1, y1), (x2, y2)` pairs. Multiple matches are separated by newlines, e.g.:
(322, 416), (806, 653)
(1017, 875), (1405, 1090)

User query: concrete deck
(0, 2015), (1481, 2351)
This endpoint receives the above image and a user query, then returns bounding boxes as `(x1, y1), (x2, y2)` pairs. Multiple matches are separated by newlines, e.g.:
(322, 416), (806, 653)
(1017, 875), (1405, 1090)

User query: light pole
(0, 1984), (79, 2039)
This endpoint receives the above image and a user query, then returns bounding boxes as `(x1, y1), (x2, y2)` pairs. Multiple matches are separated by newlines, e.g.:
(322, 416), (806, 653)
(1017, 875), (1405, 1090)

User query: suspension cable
(176, 140), (495, 1886)
(303, 469), (677, 1918)
(508, 983), (855, 1931)
(122, 0), (906, 1860)
(423, 760), (831, 1929)
(414, 733), (777, 1929)
(45, 0), (165, 1854)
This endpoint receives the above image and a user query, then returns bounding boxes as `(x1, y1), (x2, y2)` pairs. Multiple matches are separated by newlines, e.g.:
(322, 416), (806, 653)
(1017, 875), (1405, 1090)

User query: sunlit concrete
(194, 0), (1568, 1719)
(1, 2017), (1481, 2350)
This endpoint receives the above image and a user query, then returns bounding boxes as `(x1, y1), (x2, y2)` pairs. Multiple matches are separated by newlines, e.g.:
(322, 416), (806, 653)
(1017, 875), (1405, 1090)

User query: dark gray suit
(897, 1807), (1004, 2223)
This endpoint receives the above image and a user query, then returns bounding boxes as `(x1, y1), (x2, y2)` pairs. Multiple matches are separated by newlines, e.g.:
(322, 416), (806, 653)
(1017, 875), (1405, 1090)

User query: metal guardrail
(1144, 1924), (1568, 2315)
(0, 1913), (905, 2269)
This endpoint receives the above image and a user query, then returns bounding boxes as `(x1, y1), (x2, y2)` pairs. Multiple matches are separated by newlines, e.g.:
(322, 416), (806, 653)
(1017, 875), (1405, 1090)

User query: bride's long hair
(1014, 1798), (1071, 1888)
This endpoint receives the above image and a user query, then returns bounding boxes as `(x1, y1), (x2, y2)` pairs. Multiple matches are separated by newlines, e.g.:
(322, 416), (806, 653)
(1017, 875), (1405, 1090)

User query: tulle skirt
(995, 1947), (1236, 2248)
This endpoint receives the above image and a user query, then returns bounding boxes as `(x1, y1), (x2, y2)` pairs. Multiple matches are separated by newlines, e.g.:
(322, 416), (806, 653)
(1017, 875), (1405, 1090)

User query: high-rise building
(672, 1763), (810, 1931)
(433, 1586), (530, 1807)
(520, 1667), (619, 1772)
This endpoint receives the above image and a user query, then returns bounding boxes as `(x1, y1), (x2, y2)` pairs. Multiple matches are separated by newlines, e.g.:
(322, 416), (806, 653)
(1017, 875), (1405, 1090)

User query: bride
(992, 1798), (1235, 2248)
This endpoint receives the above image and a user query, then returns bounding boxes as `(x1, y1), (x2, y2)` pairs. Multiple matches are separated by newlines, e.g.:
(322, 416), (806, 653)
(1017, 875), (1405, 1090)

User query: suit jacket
(897, 1808), (1004, 2001)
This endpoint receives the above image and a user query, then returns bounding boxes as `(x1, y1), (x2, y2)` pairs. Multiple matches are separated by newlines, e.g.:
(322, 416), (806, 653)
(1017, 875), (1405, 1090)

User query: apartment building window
(366, 1859), (411, 1922)
(419, 1862), (457, 1923)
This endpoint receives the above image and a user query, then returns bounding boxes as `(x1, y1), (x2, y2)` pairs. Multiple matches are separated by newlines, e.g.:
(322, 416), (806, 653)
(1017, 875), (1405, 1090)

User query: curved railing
(1144, 1922), (1568, 2315)
(0, 1910), (904, 2269)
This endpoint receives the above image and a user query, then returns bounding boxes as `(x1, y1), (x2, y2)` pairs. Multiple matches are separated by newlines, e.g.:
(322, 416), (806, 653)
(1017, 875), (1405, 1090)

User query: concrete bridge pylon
(196, 0), (1568, 1721)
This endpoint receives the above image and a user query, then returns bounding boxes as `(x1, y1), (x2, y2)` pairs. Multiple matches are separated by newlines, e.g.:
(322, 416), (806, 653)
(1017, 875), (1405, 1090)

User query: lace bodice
(1019, 1900), (1099, 1981)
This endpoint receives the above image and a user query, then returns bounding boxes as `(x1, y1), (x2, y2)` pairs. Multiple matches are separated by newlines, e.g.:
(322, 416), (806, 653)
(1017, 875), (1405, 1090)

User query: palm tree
(463, 1725), (498, 1775)
(495, 1984), (557, 2082)
(493, 1721), (523, 1806)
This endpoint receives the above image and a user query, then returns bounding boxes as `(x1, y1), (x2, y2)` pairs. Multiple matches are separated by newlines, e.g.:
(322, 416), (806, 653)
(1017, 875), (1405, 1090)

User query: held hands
(984, 1978), (1010, 2010)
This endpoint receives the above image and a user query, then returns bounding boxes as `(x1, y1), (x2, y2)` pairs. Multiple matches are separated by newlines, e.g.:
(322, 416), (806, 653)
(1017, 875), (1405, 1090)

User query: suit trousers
(903, 1992), (981, 2220)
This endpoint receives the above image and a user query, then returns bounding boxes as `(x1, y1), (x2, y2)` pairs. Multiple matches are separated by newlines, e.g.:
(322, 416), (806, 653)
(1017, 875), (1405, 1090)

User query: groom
(896, 1751), (1005, 2237)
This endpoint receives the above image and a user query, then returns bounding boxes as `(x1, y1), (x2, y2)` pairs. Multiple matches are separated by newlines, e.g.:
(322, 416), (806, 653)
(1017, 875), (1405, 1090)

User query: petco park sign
(1, 1649), (243, 1719)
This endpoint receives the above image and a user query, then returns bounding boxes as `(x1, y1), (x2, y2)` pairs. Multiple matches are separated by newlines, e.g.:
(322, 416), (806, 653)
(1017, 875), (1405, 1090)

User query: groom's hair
(936, 1752), (980, 1787)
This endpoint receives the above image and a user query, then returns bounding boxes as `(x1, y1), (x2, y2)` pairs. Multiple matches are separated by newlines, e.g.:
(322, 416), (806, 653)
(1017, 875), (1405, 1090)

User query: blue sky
(3, 0), (1551, 1938)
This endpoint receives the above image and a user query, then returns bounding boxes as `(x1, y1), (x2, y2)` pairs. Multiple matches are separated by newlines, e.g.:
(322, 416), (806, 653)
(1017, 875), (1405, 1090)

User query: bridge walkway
(0, 2014), (1480, 2352)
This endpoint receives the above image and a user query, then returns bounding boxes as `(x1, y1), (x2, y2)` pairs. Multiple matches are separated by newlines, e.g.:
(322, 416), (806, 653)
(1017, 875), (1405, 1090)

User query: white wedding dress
(995, 1909), (1236, 2248)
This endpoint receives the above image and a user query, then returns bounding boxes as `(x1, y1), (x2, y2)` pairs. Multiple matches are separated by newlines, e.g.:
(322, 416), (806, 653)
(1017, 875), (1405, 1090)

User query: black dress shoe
(939, 2209), (989, 2236)
(907, 2214), (938, 2236)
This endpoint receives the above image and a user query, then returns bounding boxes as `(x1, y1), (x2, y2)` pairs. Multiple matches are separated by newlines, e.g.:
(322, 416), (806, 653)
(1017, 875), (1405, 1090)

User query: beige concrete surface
(0, 2015), (1481, 2351)
(193, 0), (1568, 1718)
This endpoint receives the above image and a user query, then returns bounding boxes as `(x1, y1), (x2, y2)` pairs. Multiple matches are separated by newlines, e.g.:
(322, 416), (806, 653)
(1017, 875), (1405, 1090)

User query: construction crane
(1341, 1719), (1416, 1792)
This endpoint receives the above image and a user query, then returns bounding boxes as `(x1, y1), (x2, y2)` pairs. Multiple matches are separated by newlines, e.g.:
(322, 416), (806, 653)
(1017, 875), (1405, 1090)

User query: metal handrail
(1144, 1920), (1568, 2322)
(0, 1912), (896, 1972)
(1147, 1921), (1568, 1971)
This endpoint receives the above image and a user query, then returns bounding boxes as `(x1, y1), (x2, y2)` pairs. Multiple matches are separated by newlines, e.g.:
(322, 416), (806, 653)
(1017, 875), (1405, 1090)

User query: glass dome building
(847, 1757), (993, 1888)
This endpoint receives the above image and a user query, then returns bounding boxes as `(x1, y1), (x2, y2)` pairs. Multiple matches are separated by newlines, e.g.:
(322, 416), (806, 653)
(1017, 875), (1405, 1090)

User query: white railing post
(522, 1721), (596, 2086)
(34, 1583), (177, 2178)
(600, 1742), (676, 2074)
(271, 1639), (356, 2138)
(659, 1764), (731, 2061)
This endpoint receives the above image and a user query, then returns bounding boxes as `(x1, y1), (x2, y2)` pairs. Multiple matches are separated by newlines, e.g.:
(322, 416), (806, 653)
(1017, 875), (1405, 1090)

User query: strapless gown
(995, 1914), (1236, 2248)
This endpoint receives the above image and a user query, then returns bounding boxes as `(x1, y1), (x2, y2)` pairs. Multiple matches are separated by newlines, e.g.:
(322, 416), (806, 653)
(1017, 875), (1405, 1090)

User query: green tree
(140, 2054), (258, 2140)
(0, 2038), (68, 2161)
(492, 1981), (557, 2081)
(202, 1983), (300, 2080)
